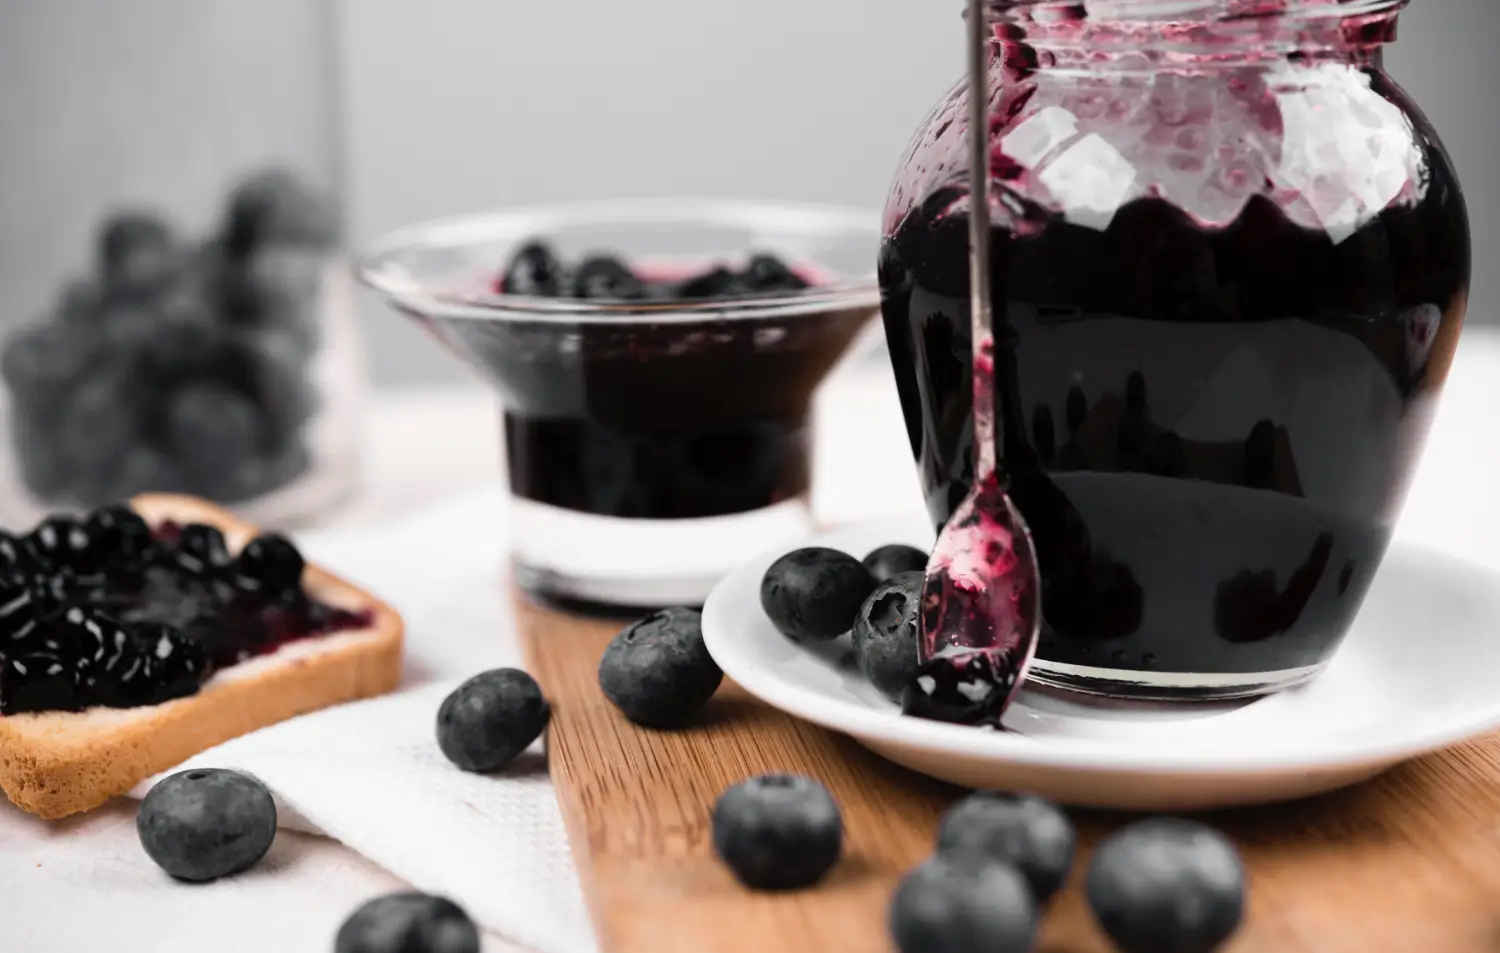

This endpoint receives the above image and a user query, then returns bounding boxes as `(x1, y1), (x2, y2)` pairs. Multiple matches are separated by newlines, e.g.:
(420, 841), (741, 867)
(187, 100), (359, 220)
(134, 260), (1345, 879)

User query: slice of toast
(0, 494), (404, 819)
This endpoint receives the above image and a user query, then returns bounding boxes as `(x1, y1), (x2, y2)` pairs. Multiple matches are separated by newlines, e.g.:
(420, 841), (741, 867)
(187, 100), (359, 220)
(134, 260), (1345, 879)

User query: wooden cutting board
(516, 592), (1500, 953)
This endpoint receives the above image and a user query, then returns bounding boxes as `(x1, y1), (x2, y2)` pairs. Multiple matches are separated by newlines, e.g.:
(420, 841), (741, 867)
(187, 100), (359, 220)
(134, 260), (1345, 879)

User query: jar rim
(985, 0), (1410, 22)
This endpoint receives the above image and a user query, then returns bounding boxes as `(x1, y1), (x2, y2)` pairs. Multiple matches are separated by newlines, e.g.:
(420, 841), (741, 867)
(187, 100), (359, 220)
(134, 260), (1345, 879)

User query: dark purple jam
(0, 505), (370, 716)
(881, 178), (1469, 679)
(418, 245), (871, 521)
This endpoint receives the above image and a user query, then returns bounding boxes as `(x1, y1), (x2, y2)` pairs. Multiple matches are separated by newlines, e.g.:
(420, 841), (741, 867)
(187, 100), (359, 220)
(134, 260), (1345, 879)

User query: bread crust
(0, 494), (403, 819)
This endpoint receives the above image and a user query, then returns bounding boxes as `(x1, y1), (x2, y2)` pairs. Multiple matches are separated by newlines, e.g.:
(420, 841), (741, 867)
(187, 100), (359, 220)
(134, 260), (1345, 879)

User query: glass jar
(0, 4), (364, 530)
(880, 0), (1469, 700)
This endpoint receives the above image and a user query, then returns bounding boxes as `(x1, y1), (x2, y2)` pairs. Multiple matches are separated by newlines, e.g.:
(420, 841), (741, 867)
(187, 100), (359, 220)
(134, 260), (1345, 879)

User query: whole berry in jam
(676, 266), (746, 301)
(436, 668), (552, 773)
(851, 571), (923, 702)
(1086, 818), (1246, 953)
(889, 854), (1037, 953)
(137, 768), (277, 883)
(936, 791), (1077, 903)
(597, 607), (722, 728)
(501, 241), (566, 297)
(902, 651), (1016, 728)
(134, 622), (211, 704)
(742, 253), (809, 293)
(0, 531), (28, 571)
(863, 543), (929, 582)
(235, 533), (305, 599)
(571, 255), (647, 300)
(336, 892), (481, 953)
(760, 547), (877, 643)
(170, 523), (234, 575)
(0, 653), (80, 715)
(712, 774), (843, 891)
(24, 516), (91, 570)
(84, 504), (156, 570)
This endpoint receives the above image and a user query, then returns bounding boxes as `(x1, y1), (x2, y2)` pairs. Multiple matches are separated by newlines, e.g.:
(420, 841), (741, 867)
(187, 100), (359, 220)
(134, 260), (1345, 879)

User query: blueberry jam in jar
(880, 0), (1470, 700)
(0, 506), (370, 716)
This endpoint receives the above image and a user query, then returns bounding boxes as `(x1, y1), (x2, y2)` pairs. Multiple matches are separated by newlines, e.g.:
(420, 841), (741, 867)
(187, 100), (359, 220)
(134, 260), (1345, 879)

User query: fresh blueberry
(851, 571), (923, 702)
(235, 534), (305, 600)
(98, 211), (177, 299)
(712, 774), (843, 891)
(165, 385), (264, 500)
(1086, 818), (1246, 953)
(58, 278), (105, 326)
(0, 652), (81, 715)
(597, 607), (722, 728)
(223, 168), (338, 256)
(137, 768), (277, 882)
(741, 254), (810, 293)
(51, 373), (141, 494)
(760, 548), (876, 642)
(863, 544), (929, 582)
(170, 524), (234, 576)
(24, 517), (92, 570)
(501, 242), (566, 297)
(138, 312), (223, 388)
(571, 255), (647, 300)
(889, 854), (1038, 953)
(245, 328), (319, 450)
(1, 322), (90, 406)
(109, 447), (187, 500)
(675, 266), (747, 301)
(436, 669), (552, 773)
(936, 792), (1077, 903)
(335, 892), (481, 953)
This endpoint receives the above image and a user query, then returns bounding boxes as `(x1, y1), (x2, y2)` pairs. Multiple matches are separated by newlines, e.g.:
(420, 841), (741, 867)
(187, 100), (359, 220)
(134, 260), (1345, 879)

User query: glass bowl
(359, 198), (882, 611)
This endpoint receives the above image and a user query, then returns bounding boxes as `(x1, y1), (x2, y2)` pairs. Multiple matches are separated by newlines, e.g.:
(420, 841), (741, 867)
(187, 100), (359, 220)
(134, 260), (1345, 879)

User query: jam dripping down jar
(879, 0), (1470, 701)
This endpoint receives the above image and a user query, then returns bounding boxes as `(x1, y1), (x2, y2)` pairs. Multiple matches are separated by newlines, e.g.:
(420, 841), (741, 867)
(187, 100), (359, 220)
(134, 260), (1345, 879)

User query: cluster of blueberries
(130, 542), (1244, 953)
(0, 503), (331, 716)
(499, 241), (812, 301)
(1, 169), (335, 509)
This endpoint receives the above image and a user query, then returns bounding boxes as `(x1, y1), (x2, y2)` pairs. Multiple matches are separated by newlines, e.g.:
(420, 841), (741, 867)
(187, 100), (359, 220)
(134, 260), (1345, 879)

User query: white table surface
(3, 333), (1499, 953)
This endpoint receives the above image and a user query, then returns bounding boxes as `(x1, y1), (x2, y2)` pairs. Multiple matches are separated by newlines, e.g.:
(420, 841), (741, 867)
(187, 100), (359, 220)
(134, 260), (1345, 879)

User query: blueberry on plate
(336, 892), (481, 953)
(936, 791), (1077, 903)
(889, 854), (1037, 953)
(436, 668), (552, 773)
(863, 543), (929, 582)
(597, 607), (722, 728)
(712, 774), (842, 891)
(760, 547), (876, 642)
(1086, 818), (1246, 953)
(136, 768), (277, 882)
(851, 571), (923, 702)
(500, 241), (566, 297)
(571, 255), (647, 300)
(741, 253), (809, 293)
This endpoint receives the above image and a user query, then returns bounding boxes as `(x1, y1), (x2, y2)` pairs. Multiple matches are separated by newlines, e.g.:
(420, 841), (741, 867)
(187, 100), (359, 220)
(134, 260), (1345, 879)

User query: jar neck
(987, 0), (1406, 71)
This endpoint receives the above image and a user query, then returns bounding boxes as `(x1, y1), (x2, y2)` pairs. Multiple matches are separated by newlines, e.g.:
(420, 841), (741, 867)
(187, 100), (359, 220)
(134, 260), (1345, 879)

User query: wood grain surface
(516, 592), (1500, 953)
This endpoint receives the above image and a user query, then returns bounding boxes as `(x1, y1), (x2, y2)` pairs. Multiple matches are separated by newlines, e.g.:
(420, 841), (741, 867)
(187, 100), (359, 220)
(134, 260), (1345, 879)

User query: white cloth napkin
(128, 490), (600, 953)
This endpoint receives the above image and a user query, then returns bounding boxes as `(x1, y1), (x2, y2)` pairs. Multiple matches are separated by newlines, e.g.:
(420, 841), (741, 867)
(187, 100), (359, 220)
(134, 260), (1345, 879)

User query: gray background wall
(1, 1), (1495, 387)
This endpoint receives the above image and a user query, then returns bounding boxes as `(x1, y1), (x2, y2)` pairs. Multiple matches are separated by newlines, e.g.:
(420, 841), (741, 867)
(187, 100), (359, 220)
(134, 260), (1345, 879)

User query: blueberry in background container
(0, 3), (366, 528)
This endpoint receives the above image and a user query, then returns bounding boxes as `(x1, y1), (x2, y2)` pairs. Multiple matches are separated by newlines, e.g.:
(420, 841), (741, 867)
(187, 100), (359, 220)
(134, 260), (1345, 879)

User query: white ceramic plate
(702, 520), (1500, 811)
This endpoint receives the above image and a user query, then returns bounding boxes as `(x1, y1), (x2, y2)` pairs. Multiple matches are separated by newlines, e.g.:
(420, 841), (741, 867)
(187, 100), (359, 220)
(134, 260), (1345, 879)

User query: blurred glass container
(0, 1), (365, 528)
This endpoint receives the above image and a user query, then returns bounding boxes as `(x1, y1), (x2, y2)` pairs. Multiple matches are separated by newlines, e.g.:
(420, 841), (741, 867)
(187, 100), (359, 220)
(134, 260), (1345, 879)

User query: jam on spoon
(903, 0), (1043, 728)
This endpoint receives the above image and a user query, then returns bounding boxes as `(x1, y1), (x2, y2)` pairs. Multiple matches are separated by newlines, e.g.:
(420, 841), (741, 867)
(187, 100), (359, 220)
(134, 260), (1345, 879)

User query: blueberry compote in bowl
(360, 199), (881, 611)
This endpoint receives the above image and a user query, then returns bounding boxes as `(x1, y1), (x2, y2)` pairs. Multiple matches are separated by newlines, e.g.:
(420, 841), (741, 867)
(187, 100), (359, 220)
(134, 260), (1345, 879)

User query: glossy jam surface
(882, 53), (1469, 677)
(422, 249), (871, 520)
(0, 507), (369, 716)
